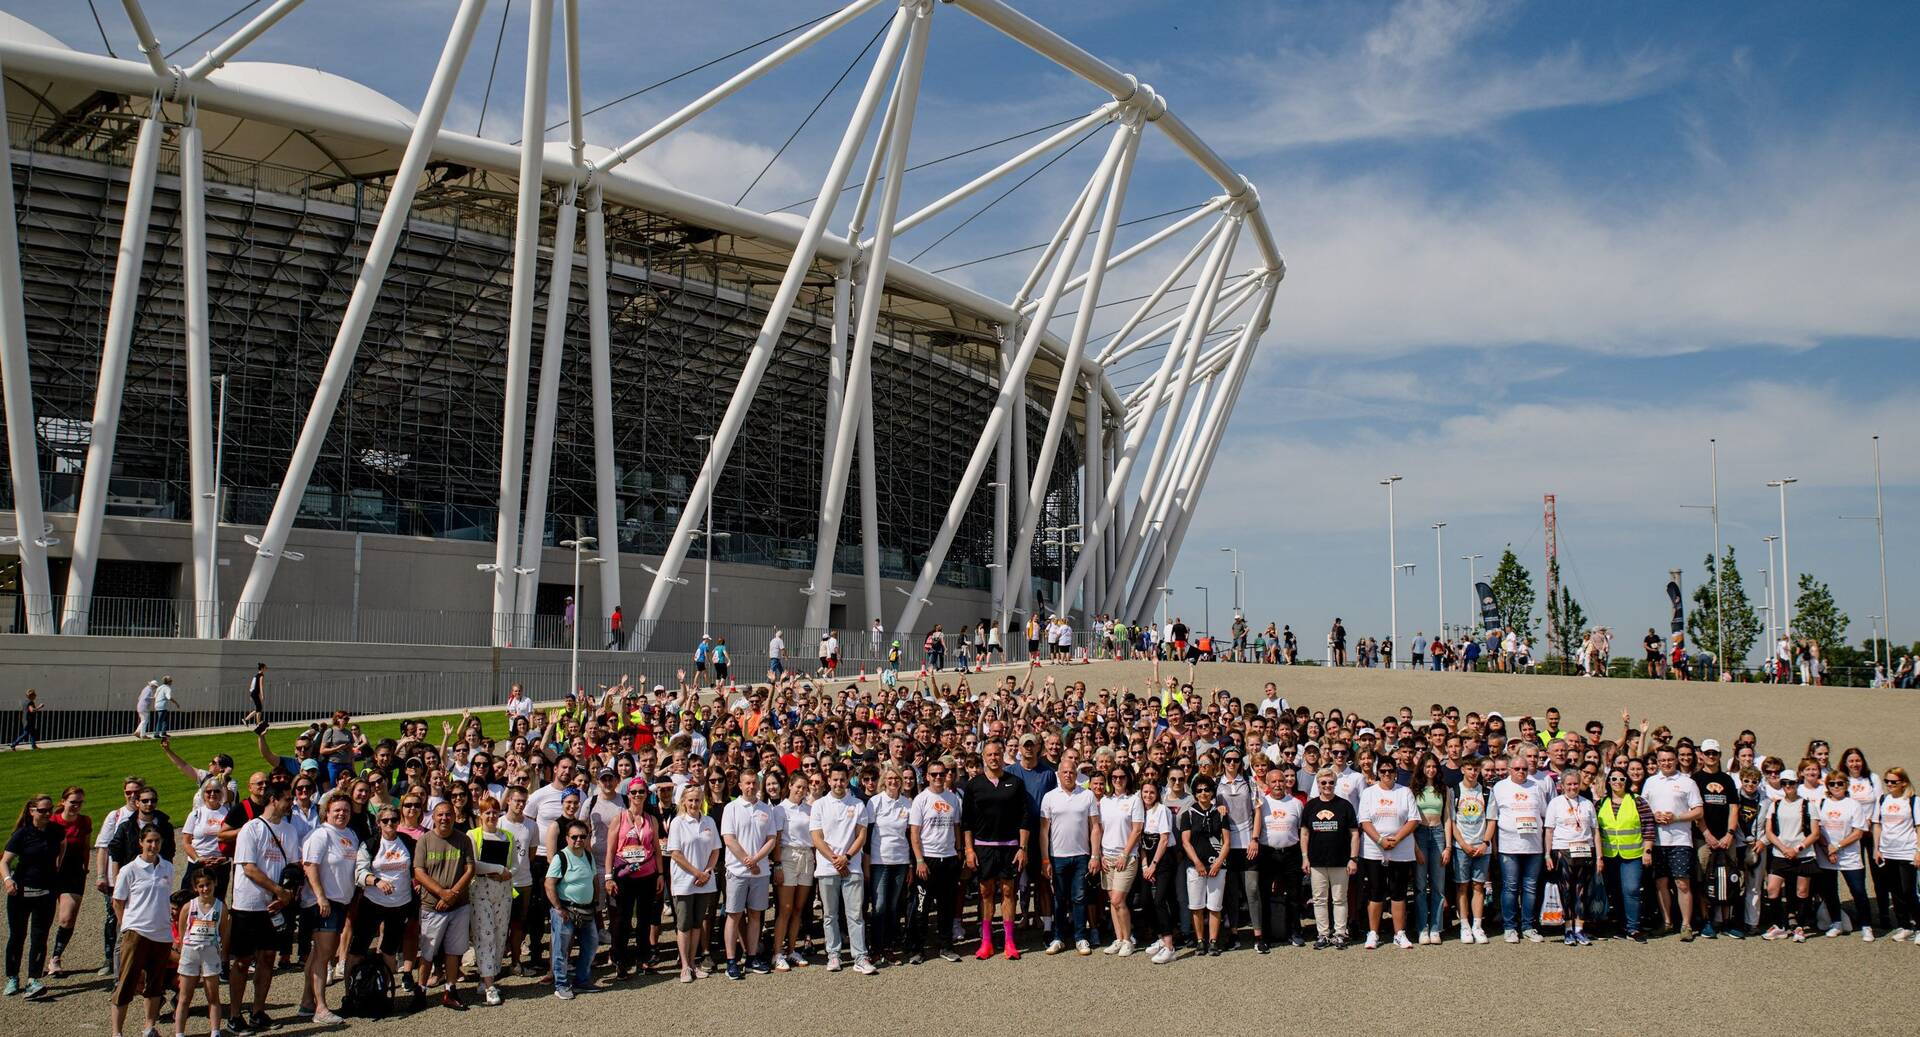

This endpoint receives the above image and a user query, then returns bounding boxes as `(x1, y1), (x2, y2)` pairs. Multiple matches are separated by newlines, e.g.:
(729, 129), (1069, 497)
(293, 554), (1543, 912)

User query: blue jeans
(1050, 855), (1091, 944)
(868, 863), (909, 957)
(1499, 853), (1542, 933)
(1413, 826), (1447, 933)
(151, 707), (170, 738)
(1602, 855), (1645, 934)
(817, 871), (867, 960)
(549, 909), (598, 991)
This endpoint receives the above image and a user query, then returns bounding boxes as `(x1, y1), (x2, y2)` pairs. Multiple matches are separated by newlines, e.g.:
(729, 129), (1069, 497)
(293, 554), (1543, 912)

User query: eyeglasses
(567, 834), (589, 842)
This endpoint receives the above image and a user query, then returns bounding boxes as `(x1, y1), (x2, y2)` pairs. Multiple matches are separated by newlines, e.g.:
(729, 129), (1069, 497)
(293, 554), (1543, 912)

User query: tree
(1544, 558), (1586, 660)
(1791, 573), (1849, 651)
(1688, 547), (1761, 669)
(1488, 548), (1536, 639)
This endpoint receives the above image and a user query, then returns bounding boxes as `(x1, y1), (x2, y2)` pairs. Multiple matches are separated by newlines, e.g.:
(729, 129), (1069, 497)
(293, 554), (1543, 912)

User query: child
(173, 869), (230, 1037)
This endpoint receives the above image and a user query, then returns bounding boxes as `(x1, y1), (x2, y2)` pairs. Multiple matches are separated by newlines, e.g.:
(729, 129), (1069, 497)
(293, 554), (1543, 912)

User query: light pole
(1219, 546), (1241, 616)
(1761, 535), (1779, 652)
(1681, 439), (1725, 664)
(1767, 478), (1797, 635)
(692, 433), (731, 638)
(476, 560), (532, 645)
(1157, 585), (1174, 641)
(1841, 436), (1890, 672)
(1381, 475), (1402, 667)
(1868, 616), (1882, 675)
(559, 533), (603, 697)
(1757, 566), (1771, 652)
(1461, 553), (1483, 629)
(1041, 523), (1082, 617)
(1394, 563), (1416, 663)
(1431, 523), (1446, 640)
(1194, 585), (1210, 641)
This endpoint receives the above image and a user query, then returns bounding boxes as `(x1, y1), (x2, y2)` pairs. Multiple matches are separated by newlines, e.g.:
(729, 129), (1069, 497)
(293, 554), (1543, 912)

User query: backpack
(340, 957), (394, 1019)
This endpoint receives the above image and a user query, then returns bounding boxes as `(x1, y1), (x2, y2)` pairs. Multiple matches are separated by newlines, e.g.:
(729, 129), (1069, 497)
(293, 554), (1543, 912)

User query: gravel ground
(10, 661), (1917, 1035)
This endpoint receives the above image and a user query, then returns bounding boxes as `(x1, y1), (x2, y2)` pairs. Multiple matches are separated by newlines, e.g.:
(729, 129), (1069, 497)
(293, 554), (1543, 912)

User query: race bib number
(1511, 815), (1540, 836)
(1567, 843), (1593, 858)
(620, 846), (650, 866)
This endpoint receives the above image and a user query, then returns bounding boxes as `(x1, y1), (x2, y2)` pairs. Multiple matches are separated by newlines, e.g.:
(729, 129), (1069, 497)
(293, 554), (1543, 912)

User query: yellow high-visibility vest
(1597, 796), (1643, 859)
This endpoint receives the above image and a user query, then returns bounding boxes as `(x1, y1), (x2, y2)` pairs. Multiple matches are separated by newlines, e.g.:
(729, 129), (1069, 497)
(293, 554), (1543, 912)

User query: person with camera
(228, 778), (298, 1033)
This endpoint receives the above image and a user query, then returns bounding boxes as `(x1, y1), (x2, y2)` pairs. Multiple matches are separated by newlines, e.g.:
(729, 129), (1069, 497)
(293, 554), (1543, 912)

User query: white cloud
(1205, 0), (1679, 154)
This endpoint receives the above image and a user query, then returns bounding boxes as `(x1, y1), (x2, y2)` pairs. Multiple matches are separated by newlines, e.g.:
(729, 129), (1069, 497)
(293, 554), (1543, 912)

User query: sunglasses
(138, 797), (158, 805)
(29, 806), (51, 814)
(1764, 768), (1783, 775)
(402, 800), (423, 808)
(378, 817), (399, 825)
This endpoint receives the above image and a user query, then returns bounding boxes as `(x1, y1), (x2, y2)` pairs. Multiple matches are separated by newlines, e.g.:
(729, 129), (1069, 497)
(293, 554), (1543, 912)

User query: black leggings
(607, 877), (660, 969)
(1881, 859), (1918, 930)
(6, 893), (56, 980)
(1815, 867), (1870, 930)
(1257, 847), (1303, 940)
(1551, 852), (1593, 926)
(1139, 854), (1180, 939)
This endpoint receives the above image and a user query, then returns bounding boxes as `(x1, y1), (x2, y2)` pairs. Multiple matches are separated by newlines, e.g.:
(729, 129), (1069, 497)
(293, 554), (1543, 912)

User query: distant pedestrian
(151, 677), (174, 739)
(9, 690), (40, 751)
(133, 681), (156, 739)
(608, 605), (625, 651)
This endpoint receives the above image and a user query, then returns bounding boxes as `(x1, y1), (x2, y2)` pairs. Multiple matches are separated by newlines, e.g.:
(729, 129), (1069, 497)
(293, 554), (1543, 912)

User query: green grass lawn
(1, 708), (515, 822)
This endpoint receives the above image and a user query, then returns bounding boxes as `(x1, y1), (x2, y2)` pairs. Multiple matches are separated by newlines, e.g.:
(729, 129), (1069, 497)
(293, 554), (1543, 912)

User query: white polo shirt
(1642, 772), (1703, 847)
(1041, 785), (1097, 859)
(719, 799), (777, 878)
(112, 856), (176, 941)
(1097, 793), (1146, 857)
(809, 792), (871, 876)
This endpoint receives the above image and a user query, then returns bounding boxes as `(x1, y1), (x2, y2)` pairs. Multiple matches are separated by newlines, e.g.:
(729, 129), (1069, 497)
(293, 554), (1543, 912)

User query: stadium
(0, 0), (1280, 722)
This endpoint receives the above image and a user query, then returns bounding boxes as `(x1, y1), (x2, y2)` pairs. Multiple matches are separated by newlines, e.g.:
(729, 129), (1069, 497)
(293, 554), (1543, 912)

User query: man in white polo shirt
(1643, 745), (1705, 939)
(1040, 764), (1100, 955)
(1492, 748), (1547, 942)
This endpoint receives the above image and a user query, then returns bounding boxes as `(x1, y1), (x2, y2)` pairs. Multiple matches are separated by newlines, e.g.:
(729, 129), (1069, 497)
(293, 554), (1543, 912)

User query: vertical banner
(1476, 581), (1503, 630)
(1667, 580), (1685, 634)
(1543, 494), (1558, 646)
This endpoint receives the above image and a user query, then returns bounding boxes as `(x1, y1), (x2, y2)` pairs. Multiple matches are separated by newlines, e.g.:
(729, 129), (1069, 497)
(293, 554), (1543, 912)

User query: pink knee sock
(1001, 919), (1015, 947)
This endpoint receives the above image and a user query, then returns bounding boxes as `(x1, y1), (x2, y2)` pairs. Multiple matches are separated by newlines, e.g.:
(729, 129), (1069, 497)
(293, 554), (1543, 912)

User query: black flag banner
(1667, 580), (1684, 634)
(1476, 582), (1503, 630)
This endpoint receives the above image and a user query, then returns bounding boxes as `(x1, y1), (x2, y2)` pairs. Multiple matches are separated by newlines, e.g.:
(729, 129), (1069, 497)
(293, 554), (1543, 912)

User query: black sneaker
(1289, 934), (1306, 948)
(409, 990), (428, 1014)
(1255, 941), (1271, 954)
(1207, 944), (1224, 957)
(226, 1014), (254, 1035)
(1313, 937), (1330, 950)
(906, 953), (924, 965)
(1333, 937), (1349, 950)
(938, 949), (961, 962)
(245, 1011), (272, 1032)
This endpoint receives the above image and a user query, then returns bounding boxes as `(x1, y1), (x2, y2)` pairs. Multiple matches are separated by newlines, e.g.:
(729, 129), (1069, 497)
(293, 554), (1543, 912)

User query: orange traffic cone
(858, 665), (867, 683)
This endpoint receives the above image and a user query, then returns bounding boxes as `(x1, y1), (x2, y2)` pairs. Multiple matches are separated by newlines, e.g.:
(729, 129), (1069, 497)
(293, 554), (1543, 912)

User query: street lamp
(1681, 438), (1728, 664)
(1761, 535), (1779, 651)
(1219, 547), (1241, 616)
(1767, 478), (1797, 635)
(1757, 566), (1771, 653)
(1193, 585), (1210, 641)
(0, 523), (60, 549)
(1381, 475), (1403, 668)
(559, 533), (603, 698)
(1430, 523), (1446, 641)
(1841, 436), (1890, 672)
(1394, 562), (1416, 664)
(691, 432), (731, 640)
(1461, 553), (1483, 630)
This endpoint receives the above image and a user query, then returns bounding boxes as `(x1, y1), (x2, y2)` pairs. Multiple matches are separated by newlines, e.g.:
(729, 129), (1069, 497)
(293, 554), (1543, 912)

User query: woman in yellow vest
(1597, 770), (1654, 941)
(467, 795), (516, 1006)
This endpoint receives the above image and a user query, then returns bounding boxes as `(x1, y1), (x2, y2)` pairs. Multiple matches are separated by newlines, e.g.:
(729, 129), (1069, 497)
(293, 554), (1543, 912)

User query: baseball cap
(1699, 739), (1722, 753)
(1019, 733), (1039, 748)
(597, 766), (617, 779)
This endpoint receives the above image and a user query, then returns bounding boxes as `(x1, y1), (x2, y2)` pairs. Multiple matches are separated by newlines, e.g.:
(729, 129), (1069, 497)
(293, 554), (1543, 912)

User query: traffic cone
(858, 665), (867, 683)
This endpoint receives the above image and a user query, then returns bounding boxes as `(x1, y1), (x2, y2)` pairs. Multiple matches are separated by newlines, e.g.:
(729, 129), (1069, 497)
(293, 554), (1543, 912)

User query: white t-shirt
(1358, 784), (1417, 862)
(1040, 785), (1097, 859)
(719, 799), (777, 877)
(909, 790), (962, 859)
(665, 814), (721, 895)
(183, 803), (227, 859)
(1642, 772), (1704, 847)
(1143, 802), (1174, 838)
(1097, 793), (1146, 857)
(232, 815), (298, 912)
(499, 816), (535, 886)
(362, 835), (415, 908)
(779, 799), (812, 849)
(866, 792), (914, 866)
(1491, 777), (1546, 854)
(1544, 795), (1597, 857)
(1334, 769), (1367, 812)
(1816, 797), (1869, 870)
(809, 793), (871, 876)
(300, 823), (360, 906)
(1258, 793), (1303, 850)
(523, 783), (571, 858)
(112, 856), (175, 940)
(1874, 794), (1917, 862)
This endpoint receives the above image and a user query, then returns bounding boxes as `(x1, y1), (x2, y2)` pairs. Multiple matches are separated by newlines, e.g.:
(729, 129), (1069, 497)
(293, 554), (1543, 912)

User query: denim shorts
(1451, 849), (1491, 884)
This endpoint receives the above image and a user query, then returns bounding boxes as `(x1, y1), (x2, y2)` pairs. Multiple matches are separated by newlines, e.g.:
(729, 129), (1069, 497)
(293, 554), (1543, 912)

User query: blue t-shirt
(1005, 761), (1058, 823)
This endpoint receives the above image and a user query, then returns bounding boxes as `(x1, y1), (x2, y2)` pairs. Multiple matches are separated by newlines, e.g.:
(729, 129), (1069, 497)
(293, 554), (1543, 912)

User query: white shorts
(177, 942), (224, 977)
(1185, 869), (1225, 912)
(777, 845), (815, 888)
(418, 905), (471, 959)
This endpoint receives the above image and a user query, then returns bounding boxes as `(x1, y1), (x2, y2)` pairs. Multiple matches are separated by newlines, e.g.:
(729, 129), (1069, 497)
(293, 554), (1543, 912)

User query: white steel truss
(0, 0), (1283, 644)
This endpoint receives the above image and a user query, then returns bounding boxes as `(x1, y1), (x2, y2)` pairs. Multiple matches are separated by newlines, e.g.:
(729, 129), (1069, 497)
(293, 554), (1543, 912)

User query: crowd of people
(4, 660), (1917, 1036)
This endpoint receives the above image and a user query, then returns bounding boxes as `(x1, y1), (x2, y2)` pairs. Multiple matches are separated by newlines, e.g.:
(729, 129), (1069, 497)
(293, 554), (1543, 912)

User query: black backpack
(341, 957), (394, 1019)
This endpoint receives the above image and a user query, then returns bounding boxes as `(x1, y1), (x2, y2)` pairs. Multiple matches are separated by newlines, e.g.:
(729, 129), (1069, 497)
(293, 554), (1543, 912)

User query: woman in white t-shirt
(1838, 747), (1889, 931)
(1137, 778), (1179, 964)
(1814, 771), (1872, 939)
(865, 767), (914, 964)
(1871, 767), (1918, 939)
(297, 798), (358, 1023)
(771, 773), (813, 970)
(1761, 776), (1821, 941)
(664, 785), (721, 984)
(181, 778), (232, 897)
(348, 806), (415, 972)
(1544, 769), (1598, 946)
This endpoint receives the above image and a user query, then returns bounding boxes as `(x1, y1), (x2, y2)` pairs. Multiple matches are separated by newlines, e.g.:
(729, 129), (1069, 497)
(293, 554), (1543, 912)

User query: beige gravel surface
(10, 661), (1916, 1035)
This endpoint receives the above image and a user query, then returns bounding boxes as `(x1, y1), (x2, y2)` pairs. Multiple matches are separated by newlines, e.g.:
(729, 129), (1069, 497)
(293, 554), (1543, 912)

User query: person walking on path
(9, 690), (41, 750)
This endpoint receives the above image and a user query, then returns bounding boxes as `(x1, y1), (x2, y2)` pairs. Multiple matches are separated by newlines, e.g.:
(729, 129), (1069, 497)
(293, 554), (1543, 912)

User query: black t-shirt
(963, 772), (1028, 844)
(1332, 624), (1346, 648)
(1172, 623), (1188, 642)
(1696, 771), (1736, 837)
(1736, 790), (1761, 841)
(1644, 634), (1661, 658)
(4, 824), (61, 889)
(1178, 804), (1227, 865)
(1303, 795), (1359, 868)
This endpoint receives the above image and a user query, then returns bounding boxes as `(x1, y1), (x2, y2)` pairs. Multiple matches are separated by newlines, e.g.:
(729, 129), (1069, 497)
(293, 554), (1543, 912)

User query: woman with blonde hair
(467, 794), (515, 1005)
(664, 784), (721, 983)
(1871, 766), (1918, 940)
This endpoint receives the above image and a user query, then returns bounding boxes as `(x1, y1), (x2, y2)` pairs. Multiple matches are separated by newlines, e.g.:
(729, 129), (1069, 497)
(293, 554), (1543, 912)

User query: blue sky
(15, 0), (1917, 659)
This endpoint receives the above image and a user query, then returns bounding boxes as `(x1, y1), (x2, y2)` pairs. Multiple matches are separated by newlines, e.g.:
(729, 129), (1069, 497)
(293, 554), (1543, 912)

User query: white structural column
(490, 0), (555, 646)
(231, 0), (489, 638)
(896, 108), (1136, 638)
(1123, 363), (1221, 615)
(180, 117), (220, 638)
(514, 192), (581, 628)
(0, 57), (55, 634)
(1008, 362), (1030, 620)
(1002, 117), (1142, 620)
(633, 3), (917, 647)
(990, 330), (1012, 618)
(61, 115), (162, 635)
(583, 188), (623, 627)
(804, 6), (932, 635)
(1127, 285), (1273, 623)
(817, 269), (850, 550)
(1098, 213), (1240, 615)
(1082, 380), (1103, 616)
(857, 369), (882, 625)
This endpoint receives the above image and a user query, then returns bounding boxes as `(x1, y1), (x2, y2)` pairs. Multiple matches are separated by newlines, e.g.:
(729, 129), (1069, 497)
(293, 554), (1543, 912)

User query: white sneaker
(1364, 931), (1380, 950)
(1524, 929), (1544, 943)
(787, 950), (809, 967)
(1151, 944), (1175, 964)
(1473, 923), (1489, 944)
(1762, 926), (1788, 941)
(1460, 924), (1473, 944)
(1075, 939), (1092, 956)
(852, 958), (877, 975)
(1825, 925), (1844, 939)
(1044, 940), (1066, 955)
(772, 953), (790, 973)
(1861, 927), (1875, 943)
(1504, 930), (1520, 944)
(825, 954), (843, 972)
(1888, 927), (1913, 942)
(1115, 940), (1136, 957)
(1394, 931), (1414, 949)
(1103, 939), (1123, 955)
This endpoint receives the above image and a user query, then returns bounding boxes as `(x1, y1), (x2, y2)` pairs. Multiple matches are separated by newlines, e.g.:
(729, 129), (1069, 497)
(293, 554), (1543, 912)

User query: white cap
(1700, 738), (1722, 753)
